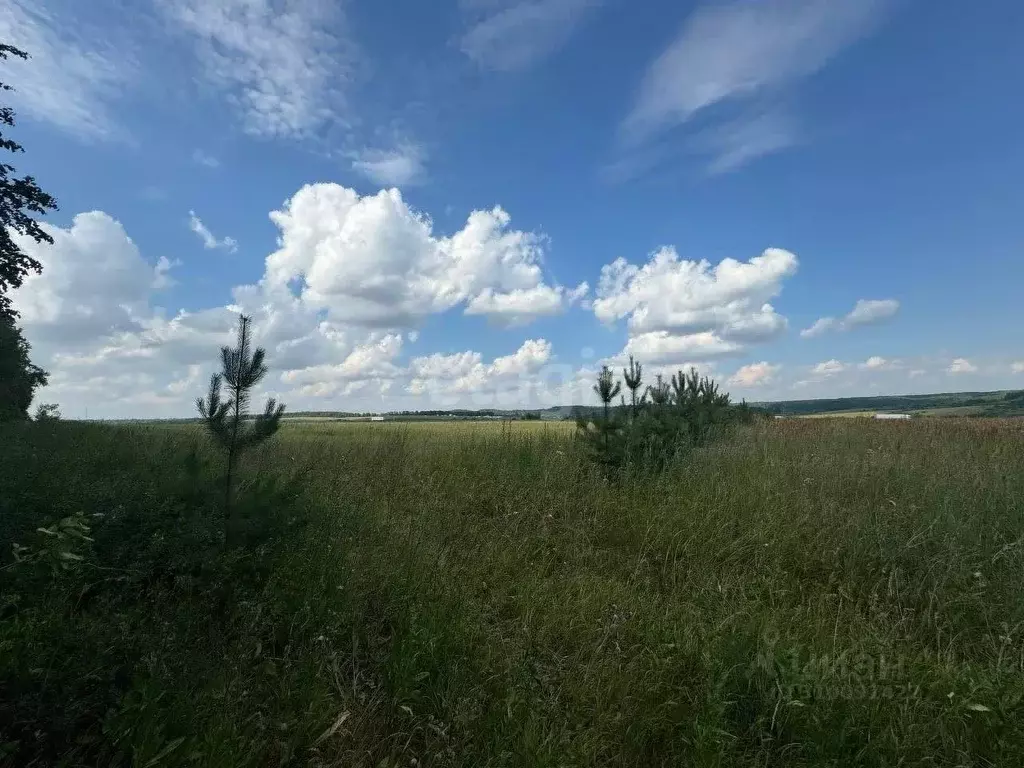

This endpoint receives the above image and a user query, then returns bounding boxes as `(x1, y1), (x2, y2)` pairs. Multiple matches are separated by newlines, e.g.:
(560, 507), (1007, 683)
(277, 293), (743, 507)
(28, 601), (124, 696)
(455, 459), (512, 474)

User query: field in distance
(265, 389), (1024, 424)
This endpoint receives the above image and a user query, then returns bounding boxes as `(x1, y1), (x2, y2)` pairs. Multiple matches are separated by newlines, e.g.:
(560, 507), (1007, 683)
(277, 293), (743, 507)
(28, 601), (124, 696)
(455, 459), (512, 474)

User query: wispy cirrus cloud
(459, 0), (599, 71)
(161, 0), (357, 140)
(348, 142), (427, 187)
(801, 298), (900, 338)
(0, 0), (130, 140)
(703, 111), (800, 175)
(618, 0), (889, 174)
(192, 149), (219, 168)
(188, 211), (237, 253)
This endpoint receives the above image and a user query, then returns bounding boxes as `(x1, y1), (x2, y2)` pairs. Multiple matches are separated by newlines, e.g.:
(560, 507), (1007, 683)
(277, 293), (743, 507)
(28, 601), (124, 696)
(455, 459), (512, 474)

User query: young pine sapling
(197, 314), (285, 543)
(593, 365), (622, 450)
(622, 355), (644, 420)
(647, 373), (671, 406)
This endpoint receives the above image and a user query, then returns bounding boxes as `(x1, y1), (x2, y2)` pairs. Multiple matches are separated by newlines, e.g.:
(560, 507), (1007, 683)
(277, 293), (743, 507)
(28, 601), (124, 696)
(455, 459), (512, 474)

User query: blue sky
(2, 0), (1022, 417)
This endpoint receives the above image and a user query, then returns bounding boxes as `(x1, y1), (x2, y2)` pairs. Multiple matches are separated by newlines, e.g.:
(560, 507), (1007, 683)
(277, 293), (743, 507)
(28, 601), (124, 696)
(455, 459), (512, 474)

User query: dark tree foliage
(33, 401), (60, 420)
(593, 365), (621, 417)
(0, 310), (46, 420)
(622, 355), (645, 420)
(647, 373), (671, 406)
(1, 44), (57, 419)
(198, 315), (285, 542)
(1, 44), (59, 321)
(592, 365), (622, 452)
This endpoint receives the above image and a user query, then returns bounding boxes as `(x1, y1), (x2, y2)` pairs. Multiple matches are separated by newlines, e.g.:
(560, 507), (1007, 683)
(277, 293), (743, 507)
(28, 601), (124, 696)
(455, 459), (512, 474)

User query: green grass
(2, 418), (1024, 766)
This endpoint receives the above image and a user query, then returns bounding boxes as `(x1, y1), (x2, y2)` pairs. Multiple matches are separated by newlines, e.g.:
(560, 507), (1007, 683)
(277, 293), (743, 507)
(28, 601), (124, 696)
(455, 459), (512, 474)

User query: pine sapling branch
(196, 314), (286, 546)
(623, 355), (643, 420)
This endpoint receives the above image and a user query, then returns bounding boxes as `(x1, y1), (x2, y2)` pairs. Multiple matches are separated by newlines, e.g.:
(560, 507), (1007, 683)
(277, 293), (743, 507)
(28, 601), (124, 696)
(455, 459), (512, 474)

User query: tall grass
(2, 418), (1023, 766)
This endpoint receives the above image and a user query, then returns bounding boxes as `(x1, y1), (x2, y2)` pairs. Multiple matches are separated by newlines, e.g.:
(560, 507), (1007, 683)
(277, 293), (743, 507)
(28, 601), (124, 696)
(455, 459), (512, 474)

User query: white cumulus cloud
(8, 212), (239, 415)
(812, 359), (847, 377)
(7, 185), (605, 417)
(262, 184), (580, 328)
(620, 331), (741, 365)
(12, 192), (828, 417)
(13, 212), (173, 346)
(280, 333), (405, 397)
(407, 338), (554, 402)
(1012, 362), (1024, 374)
(465, 283), (587, 327)
(594, 246), (797, 367)
(728, 361), (780, 387)
(948, 358), (977, 375)
(10, 189), (590, 417)
(859, 355), (898, 371)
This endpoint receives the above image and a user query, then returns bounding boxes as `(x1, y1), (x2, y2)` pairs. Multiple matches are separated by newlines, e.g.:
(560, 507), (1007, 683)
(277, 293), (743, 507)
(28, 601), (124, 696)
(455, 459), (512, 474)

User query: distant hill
(534, 390), (1024, 420)
(751, 390), (1024, 417)
(98, 390), (1024, 423)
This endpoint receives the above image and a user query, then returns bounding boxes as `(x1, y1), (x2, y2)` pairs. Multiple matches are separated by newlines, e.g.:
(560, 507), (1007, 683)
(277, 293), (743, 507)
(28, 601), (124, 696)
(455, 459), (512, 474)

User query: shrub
(577, 362), (758, 474)
(33, 403), (60, 421)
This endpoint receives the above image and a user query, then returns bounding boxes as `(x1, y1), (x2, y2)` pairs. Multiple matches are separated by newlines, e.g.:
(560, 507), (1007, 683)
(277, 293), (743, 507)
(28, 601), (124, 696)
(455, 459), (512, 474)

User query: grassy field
(795, 410), (878, 419)
(2, 417), (1024, 766)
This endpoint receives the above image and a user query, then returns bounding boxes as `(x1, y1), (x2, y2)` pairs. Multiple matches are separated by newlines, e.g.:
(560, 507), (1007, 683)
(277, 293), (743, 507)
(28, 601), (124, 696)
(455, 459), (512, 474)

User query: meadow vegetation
(3, 416), (1024, 766)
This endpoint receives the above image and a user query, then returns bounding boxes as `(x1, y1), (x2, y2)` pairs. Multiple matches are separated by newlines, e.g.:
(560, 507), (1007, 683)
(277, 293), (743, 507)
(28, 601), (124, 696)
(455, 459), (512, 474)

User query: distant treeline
(284, 409), (544, 420)
(387, 409), (542, 420)
(757, 390), (1024, 416)
(98, 391), (1024, 424)
(285, 411), (373, 418)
